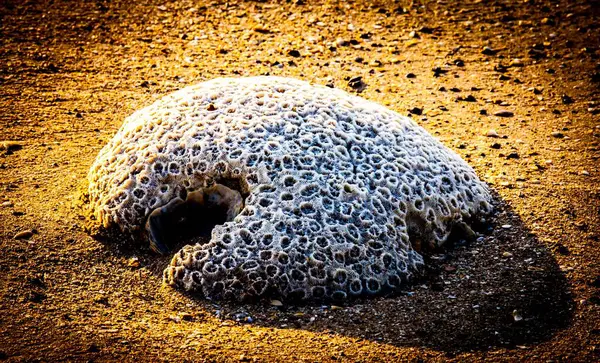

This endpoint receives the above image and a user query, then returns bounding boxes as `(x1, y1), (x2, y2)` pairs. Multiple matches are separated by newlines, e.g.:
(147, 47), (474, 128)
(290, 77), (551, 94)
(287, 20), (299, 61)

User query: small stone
(270, 299), (283, 307)
(405, 38), (419, 47)
(506, 152), (519, 159)
(512, 310), (523, 322)
(493, 110), (514, 117)
(486, 129), (499, 138)
(206, 103), (216, 111)
(551, 131), (564, 138)
(348, 76), (366, 92)
(561, 94), (574, 104)
(335, 38), (347, 47)
(330, 305), (343, 311)
(509, 58), (524, 67)
(432, 67), (448, 77)
(409, 107), (423, 115)
(409, 30), (420, 38)
(490, 143), (501, 149)
(0, 141), (22, 152)
(541, 17), (555, 25)
(406, 73), (416, 79)
(480, 109), (487, 115)
(454, 59), (465, 67)
(253, 27), (271, 34)
(169, 315), (181, 323)
(581, 170), (590, 176)
(443, 264), (456, 272)
(128, 257), (140, 268)
(501, 224), (512, 229)
(1, 201), (13, 207)
(181, 313), (194, 322)
(502, 251), (513, 257)
(14, 230), (34, 240)
(482, 46), (497, 55)
(287, 50), (301, 57)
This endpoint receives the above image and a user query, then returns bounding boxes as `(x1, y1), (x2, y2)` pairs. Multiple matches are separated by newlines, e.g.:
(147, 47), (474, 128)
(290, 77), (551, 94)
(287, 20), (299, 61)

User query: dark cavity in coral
(146, 182), (245, 254)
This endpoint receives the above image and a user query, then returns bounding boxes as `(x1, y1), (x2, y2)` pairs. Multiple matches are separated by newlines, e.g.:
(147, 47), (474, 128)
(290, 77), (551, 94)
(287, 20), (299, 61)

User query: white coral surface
(88, 76), (492, 301)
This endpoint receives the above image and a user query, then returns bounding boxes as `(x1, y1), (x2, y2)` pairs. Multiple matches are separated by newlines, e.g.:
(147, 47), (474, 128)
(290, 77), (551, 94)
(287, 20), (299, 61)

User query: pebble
(551, 131), (564, 138)
(181, 313), (194, 322)
(270, 299), (283, 307)
(501, 224), (512, 229)
(528, 87), (542, 95)
(1, 201), (13, 207)
(512, 310), (523, 322)
(348, 76), (366, 91)
(509, 58), (524, 67)
(486, 129), (499, 138)
(581, 170), (590, 176)
(0, 141), (22, 152)
(406, 73), (416, 79)
(482, 46), (497, 55)
(409, 30), (419, 38)
(409, 107), (423, 115)
(502, 251), (513, 258)
(287, 50), (301, 57)
(458, 95), (476, 102)
(405, 38), (419, 47)
(14, 230), (34, 240)
(128, 257), (140, 268)
(493, 110), (514, 117)
(432, 67), (448, 77)
(561, 94), (573, 104)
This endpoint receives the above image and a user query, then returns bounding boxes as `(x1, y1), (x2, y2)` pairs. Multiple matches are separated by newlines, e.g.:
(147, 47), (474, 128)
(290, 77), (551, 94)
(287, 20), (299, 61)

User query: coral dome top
(87, 76), (492, 301)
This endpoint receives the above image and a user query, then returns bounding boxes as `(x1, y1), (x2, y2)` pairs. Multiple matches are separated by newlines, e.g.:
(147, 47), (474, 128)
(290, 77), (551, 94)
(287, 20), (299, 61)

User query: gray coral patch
(87, 76), (493, 302)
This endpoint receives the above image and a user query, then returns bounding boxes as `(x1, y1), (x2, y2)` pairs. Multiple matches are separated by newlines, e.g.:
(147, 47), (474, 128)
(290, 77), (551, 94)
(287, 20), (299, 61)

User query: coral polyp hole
(145, 183), (244, 254)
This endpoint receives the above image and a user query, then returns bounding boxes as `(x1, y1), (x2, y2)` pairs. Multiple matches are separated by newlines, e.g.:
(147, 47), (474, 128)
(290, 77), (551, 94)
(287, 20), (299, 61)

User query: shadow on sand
(93, 192), (573, 353)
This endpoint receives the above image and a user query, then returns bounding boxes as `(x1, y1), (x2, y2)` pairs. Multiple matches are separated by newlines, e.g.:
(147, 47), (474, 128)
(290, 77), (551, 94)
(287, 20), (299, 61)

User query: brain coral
(87, 76), (493, 301)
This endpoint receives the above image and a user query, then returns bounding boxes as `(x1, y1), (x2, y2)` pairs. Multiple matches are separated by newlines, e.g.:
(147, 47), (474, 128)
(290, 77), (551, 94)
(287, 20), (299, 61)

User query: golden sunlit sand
(0, 0), (598, 361)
